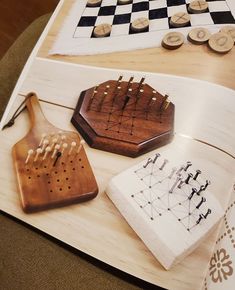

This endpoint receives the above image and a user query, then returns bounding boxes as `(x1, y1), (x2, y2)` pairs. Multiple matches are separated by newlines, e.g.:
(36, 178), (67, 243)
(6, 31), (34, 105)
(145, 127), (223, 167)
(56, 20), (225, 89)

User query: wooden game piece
(118, 0), (132, 4)
(34, 148), (43, 162)
(61, 143), (68, 154)
(77, 140), (85, 154)
(69, 141), (77, 155)
(25, 149), (34, 164)
(208, 32), (234, 53)
(220, 25), (235, 43)
(188, 0), (208, 14)
(39, 133), (46, 147)
(43, 146), (52, 160)
(42, 139), (49, 152)
(93, 23), (112, 38)
(51, 144), (60, 159)
(162, 32), (184, 49)
(12, 92), (98, 212)
(71, 78), (175, 157)
(87, 0), (102, 7)
(170, 12), (190, 28)
(188, 27), (211, 44)
(131, 17), (149, 33)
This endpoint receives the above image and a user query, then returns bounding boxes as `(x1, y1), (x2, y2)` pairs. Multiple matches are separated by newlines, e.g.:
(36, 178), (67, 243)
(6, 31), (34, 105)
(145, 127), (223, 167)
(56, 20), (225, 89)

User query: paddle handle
(26, 92), (47, 127)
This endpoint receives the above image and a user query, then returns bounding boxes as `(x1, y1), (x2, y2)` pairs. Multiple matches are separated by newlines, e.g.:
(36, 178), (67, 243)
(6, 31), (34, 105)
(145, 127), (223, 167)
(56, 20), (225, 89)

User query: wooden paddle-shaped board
(12, 92), (98, 213)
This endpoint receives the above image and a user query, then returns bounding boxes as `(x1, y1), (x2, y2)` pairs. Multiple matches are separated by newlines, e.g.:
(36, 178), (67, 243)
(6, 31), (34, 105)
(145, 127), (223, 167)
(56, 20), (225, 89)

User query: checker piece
(220, 25), (235, 43)
(188, 27), (211, 44)
(208, 32), (234, 53)
(189, 0), (208, 14)
(131, 17), (149, 33)
(87, 0), (102, 7)
(93, 23), (112, 38)
(170, 12), (190, 28)
(162, 32), (184, 49)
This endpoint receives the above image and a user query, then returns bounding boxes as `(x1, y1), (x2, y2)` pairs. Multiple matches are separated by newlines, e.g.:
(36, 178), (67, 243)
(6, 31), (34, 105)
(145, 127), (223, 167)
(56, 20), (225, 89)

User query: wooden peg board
(106, 153), (224, 269)
(71, 77), (175, 157)
(12, 93), (98, 213)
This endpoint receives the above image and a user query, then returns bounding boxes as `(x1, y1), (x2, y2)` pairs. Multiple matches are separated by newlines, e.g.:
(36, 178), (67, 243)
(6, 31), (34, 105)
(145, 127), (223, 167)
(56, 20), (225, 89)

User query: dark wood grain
(72, 78), (174, 157)
(12, 92), (98, 213)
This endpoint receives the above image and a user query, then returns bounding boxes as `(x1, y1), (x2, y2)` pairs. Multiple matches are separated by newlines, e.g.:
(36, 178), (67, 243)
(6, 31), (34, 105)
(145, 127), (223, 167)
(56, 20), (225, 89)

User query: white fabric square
(95, 15), (114, 25)
(115, 4), (132, 14)
(111, 23), (130, 36)
(131, 10), (149, 22)
(74, 26), (94, 38)
(190, 13), (214, 26)
(149, 0), (167, 10)
(208, 1), (230, 12)
(82, 7), (100, 17)
(101, 0), (117, 6)
(149, 18), (169, 31)
(167, 4), (187, 17)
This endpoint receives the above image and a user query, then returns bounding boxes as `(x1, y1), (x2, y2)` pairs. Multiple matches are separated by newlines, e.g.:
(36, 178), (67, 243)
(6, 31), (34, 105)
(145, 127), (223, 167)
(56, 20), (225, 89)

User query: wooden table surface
(38, 0), (235, 90)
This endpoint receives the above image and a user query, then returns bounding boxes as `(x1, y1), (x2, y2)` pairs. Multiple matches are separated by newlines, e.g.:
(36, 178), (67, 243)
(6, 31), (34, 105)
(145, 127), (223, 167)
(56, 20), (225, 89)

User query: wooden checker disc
(93, 23), (112, 38)
(189, 0), (208, 14)
(87, 0), (102, 7)
(170, 12), (190, 28)
(162, 32), (184, 49)
(208, 32), (234, 53)
(131, 17), (149, 33)
(118, 0), (132, 4)
(220, 25), (235, 43)
(188, 27), (211, 44)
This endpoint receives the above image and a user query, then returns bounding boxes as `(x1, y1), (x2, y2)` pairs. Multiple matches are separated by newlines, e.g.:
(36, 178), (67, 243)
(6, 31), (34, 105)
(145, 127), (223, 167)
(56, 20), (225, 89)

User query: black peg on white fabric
(185, 173), (193, 184)
(143, 158), (153, 168)
(196, 214), (204, 225)
(152, 153), (160, 164)
(188, 188), (197, 200)
(193, 169), (201, 180)
(203, 208), (212, 219)
(196, 197), (206, 209)
(203, 180), (210, 190)
(184, 161), (192, 171)
(159, 159), (168, 170)
(197, 184), (204, 195)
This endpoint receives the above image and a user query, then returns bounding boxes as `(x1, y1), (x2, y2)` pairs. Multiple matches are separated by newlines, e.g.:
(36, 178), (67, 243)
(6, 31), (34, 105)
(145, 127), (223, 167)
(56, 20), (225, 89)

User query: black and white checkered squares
(74, 0), (235, 38)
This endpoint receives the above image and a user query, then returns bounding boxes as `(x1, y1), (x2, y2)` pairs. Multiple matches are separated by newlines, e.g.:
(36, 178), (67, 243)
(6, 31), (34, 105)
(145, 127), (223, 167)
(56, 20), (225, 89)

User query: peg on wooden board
(42, 146), (52, 160)
(69, 141), (77, 155)
(51, 144), (60, 159)
(25, 149), (34, 164)
(53, 151), (62, 167)
(77, 140), (85, 154)
(61, 143), (68, 154)
(41, 139), (49, 152)
(39, 133), (46, 147)
(34, 148), (43, 162)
